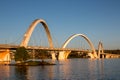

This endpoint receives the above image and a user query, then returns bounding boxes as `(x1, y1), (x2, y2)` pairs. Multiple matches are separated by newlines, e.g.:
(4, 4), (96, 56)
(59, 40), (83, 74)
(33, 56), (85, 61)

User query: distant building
(0, 49), (11, 62)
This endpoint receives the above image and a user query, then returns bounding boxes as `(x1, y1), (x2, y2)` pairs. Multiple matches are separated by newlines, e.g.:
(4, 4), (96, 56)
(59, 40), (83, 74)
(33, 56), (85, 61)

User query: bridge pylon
(98, 41), (104, 58)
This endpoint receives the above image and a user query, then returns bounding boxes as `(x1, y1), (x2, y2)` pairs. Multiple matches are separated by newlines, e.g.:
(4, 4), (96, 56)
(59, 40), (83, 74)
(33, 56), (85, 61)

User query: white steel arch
(20, 19), (54, 48)
(62, 34), (98, 58)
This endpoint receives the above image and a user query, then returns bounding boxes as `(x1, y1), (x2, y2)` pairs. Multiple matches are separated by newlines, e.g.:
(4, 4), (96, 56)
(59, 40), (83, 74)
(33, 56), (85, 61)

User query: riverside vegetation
(13, 47), (55, 66)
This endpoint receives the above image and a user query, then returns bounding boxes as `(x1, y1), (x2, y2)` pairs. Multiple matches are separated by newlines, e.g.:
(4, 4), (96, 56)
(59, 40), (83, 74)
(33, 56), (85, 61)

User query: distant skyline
(0, 0), (120, 49)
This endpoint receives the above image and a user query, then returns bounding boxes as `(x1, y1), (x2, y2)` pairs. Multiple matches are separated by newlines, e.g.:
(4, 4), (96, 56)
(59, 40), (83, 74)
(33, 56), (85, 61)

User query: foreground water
(0, 59), (120, 80)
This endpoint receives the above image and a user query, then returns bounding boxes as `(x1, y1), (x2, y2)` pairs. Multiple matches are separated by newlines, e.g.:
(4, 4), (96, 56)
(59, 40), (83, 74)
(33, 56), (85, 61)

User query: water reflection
(97, 59), (104, 79)
(55, 60), (71, 79)
(88, 59), (105, 80)
(14, 66), (28, 80)
(0, 59), (120, 80)
(0, 65), (10, 80)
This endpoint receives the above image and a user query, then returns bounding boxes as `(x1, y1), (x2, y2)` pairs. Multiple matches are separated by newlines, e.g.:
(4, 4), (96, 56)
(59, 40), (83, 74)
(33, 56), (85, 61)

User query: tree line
(104, 49), (120, 54)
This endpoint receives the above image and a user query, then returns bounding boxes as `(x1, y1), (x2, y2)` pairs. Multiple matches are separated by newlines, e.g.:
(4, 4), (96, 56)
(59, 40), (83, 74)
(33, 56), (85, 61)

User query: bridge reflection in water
(0, 59), (120, 80)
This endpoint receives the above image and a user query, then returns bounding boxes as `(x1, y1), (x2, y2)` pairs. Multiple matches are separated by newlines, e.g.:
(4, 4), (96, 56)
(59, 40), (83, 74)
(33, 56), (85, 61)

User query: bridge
(98, 42), (120, 58)
(0, 19), (119, 61)
(0, 44), (90, 52)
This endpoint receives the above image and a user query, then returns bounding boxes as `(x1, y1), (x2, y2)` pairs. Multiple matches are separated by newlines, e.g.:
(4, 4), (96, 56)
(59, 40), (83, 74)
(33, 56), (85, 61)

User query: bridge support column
(64, 51), (71, 59)
(58, 51), (71, 60)
(88, 53), (95, 58)
(0, 49), (11, 62)
(51, 51), (56, 60)
(58, 51), (65, 60)
(98, 53), (100, 58)
(95, 52), (99, 58)
(102, 54), (105, 58)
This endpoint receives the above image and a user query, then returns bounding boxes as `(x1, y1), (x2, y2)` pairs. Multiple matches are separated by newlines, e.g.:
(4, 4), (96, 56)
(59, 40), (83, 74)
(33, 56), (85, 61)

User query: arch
(20, 19), (54, 48)
(62, 34), (98, 58)
(98, 41), (104, 58)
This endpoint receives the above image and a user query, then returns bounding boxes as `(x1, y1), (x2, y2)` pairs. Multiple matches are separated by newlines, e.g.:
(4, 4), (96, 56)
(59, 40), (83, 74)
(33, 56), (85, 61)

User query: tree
(15, 47), (30, 62)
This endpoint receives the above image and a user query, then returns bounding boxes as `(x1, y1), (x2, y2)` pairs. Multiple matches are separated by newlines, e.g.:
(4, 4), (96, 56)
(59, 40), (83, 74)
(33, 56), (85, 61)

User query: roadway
(0, 44), (90, 52)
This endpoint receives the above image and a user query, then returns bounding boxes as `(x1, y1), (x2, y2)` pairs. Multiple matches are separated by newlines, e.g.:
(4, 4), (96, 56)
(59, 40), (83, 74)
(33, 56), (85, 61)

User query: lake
(0, 59), (120, 80)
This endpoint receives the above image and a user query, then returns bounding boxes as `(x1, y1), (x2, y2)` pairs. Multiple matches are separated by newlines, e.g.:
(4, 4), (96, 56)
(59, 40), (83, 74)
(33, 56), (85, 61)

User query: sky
(0, 0), (120, 49)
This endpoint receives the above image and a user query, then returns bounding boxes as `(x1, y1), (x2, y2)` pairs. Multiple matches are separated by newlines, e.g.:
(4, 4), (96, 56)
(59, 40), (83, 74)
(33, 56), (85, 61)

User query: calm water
(0, 59), (120, 80)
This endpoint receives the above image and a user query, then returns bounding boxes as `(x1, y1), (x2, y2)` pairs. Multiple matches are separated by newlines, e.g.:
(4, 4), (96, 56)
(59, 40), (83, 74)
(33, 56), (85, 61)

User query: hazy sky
(0, 0), (120, 49)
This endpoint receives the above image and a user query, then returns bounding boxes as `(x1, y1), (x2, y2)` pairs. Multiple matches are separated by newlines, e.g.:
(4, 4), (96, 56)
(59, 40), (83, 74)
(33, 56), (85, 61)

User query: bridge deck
(0, 44), (90, 52)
